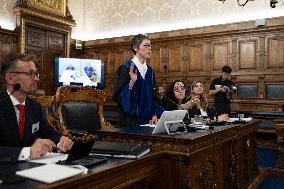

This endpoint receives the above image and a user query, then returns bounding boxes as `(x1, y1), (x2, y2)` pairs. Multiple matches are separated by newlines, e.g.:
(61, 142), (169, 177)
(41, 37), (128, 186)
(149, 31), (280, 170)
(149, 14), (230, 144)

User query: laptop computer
(57, 141), (107, 168)
(152, 110), (188, 135)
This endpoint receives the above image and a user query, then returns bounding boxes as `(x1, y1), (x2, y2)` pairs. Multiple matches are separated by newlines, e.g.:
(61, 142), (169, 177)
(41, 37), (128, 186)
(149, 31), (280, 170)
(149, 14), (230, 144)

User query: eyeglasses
(174, 87), (186, 92)
(193, 85), (203, 88)
(143, 44), (152, 48)
(10, 71), (40, 79)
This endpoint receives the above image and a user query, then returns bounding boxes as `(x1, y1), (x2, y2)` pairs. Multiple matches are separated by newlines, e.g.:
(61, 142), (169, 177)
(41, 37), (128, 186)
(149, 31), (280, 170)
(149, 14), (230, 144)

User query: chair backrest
(55, 86), (106, 141)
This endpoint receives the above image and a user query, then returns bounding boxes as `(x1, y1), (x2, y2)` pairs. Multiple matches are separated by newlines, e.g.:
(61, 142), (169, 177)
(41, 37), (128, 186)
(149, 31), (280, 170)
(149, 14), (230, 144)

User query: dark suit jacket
(0, 90), (60, 162)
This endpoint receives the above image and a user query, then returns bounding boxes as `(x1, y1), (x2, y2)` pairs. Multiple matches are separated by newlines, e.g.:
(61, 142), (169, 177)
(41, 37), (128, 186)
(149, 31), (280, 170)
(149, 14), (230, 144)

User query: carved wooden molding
(55, 86), (108, 142)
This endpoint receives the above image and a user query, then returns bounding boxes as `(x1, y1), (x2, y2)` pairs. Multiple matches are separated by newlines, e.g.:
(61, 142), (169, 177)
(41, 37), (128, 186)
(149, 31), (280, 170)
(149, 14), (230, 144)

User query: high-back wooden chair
(55, 86), (110, 142)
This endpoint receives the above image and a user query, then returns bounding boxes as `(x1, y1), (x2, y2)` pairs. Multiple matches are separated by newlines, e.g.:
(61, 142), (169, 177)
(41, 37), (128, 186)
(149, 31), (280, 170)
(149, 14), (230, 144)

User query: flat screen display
(55, 58), (104, 88)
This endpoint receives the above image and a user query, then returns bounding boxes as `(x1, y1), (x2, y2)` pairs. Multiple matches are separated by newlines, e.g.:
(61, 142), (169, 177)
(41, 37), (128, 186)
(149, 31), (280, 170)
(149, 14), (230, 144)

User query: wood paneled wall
(73, 16), (284, 112)
(0, 28), (18, 87)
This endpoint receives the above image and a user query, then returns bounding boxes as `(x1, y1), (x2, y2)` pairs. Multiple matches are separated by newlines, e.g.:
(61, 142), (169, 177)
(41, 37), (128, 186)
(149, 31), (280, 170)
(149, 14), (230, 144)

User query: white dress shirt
(132, 56), (148, 79)
(7, 90), (30, 161)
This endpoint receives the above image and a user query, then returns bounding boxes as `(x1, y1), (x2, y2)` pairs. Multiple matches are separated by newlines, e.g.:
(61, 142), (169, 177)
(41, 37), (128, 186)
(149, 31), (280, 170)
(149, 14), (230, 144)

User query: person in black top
(162, 80), (199, 111)
(209, 66), (236, 116)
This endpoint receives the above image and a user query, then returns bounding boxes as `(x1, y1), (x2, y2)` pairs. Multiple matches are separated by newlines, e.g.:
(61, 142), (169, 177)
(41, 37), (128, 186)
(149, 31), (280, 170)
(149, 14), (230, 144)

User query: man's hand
(57, 136), (73, 153)
(30, 139), (56, 159)
(218, 114), (229, 121)
(219, 87), (227, 93)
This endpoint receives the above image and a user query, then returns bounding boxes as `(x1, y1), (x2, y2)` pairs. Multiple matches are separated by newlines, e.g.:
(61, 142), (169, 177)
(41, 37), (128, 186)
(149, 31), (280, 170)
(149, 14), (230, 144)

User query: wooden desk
(98, 120), (260, 189)
(1, 121), (259, 189)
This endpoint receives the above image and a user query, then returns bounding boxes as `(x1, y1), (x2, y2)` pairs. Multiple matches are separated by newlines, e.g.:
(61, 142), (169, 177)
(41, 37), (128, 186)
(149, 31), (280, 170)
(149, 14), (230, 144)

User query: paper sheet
(28, 152), (68, 164)
(16, 164), (84, 183)
(140, 124), (156, 127)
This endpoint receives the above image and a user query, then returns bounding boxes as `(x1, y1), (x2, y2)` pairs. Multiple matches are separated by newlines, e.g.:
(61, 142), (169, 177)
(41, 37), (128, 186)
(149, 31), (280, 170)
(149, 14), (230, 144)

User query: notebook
(90, 141), (151, 159)
(16, 164), (84, 184)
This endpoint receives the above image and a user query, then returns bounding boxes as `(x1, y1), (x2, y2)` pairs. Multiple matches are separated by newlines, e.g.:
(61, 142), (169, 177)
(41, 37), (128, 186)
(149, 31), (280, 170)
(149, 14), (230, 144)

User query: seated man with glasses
(0, 53), (73, 162)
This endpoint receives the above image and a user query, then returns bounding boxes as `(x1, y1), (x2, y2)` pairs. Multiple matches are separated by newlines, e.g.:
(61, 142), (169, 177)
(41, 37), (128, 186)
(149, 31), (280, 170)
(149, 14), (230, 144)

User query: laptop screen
(152, 110), (188, 135)
(67, 141), (94, 161)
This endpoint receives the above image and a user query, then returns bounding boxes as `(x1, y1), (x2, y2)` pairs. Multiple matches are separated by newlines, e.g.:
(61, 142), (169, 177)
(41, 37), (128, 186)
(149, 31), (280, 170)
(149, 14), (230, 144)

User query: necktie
(17, 104), (25, 140)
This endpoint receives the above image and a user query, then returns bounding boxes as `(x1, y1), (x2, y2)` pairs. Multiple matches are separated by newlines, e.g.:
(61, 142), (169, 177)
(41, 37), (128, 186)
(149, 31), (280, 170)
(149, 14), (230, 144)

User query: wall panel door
(26, 25), (66, 94)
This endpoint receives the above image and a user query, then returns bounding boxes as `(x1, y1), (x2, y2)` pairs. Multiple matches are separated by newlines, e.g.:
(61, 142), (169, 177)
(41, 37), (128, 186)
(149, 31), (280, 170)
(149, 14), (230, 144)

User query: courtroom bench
(231, 100), (284, 143)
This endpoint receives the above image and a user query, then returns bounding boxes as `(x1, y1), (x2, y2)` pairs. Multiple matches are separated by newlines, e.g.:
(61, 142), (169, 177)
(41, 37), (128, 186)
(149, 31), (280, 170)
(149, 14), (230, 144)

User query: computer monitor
(55, 58), (104, 88)
(152, 110), (188, 135)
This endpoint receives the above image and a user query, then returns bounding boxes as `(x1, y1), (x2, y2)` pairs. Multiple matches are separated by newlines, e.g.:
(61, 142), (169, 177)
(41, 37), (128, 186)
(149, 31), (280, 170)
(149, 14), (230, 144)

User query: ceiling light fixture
(218, 0), (278, 8)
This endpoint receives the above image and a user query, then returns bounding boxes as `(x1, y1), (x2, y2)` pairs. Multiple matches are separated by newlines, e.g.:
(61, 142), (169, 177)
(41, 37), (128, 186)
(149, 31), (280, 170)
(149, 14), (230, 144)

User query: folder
(90, 141), (151, 159)
(16, 164), (84, 184)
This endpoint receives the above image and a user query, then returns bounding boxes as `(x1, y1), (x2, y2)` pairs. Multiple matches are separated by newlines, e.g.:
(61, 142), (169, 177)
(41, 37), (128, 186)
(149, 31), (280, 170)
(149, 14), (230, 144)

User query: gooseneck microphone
(10, 83), (21, 96)
(153, 87), (184, 110)
(153, 87), (196, 132)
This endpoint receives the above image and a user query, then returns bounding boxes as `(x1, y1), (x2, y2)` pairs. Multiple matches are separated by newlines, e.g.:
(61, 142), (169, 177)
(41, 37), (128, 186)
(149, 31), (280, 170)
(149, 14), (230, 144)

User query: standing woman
(112, 34), (160, 128)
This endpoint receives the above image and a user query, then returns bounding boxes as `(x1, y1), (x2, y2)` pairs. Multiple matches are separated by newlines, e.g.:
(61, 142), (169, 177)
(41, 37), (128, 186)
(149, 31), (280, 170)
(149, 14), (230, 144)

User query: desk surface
(99, 120), (259, 153)
(0, 156), (138, 189)
(0, 152), (164, 189)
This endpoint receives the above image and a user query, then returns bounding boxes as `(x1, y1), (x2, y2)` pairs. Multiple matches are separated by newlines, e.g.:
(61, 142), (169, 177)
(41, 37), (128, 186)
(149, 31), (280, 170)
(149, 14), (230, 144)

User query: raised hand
(129, 63), (137, 89)
(149, 115), (158, 125)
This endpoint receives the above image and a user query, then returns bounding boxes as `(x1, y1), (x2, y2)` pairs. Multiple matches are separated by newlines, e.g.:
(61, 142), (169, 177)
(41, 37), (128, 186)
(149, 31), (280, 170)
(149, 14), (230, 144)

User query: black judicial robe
(112, 60), (163, 127)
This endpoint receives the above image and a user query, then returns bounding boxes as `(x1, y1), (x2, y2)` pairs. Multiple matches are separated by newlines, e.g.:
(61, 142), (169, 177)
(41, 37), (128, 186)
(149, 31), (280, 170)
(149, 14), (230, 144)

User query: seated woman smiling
(186, 80), (229, 122)
(186, 81), (209, 118)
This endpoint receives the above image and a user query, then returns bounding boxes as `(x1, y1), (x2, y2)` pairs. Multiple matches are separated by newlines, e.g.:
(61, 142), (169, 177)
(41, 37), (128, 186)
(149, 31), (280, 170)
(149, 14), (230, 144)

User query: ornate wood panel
(0, 28), (18, 88)
(212, 41), (230, 71)
(237, 38), (258, 70)
(189, 44), (204, 72)
(26, 25), (66, 94)
(0, 28), (18, 65)
(266, 33), (284, 69)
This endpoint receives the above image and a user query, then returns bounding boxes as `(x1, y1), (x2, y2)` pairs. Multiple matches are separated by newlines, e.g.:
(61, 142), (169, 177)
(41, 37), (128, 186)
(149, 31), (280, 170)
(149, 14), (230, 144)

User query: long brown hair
(190, 80), (207, 110)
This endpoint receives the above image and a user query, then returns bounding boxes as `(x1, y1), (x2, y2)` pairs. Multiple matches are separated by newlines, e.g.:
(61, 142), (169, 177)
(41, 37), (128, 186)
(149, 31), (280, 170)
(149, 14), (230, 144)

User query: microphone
(153, 87), (184, 110)
(0, 83), (21, 103)
(163, 65), (167, 74)
(10, 83), (21, 96)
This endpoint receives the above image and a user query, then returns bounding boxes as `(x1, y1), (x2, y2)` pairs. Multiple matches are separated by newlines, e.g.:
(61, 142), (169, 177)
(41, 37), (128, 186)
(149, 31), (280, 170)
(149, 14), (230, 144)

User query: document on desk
(28, 152), (68, 164)
(140, 124), (156, 127)
(16, 164), (84, 184)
